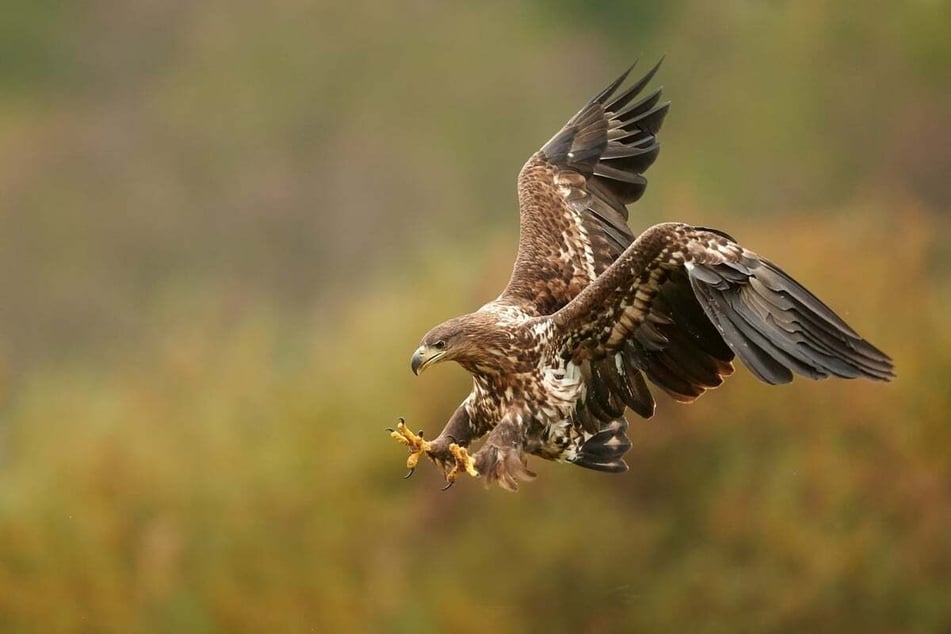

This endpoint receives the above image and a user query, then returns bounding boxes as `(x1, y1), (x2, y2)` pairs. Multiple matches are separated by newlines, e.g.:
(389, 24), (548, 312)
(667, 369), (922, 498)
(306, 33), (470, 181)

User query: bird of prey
(390, 60), (894, 491)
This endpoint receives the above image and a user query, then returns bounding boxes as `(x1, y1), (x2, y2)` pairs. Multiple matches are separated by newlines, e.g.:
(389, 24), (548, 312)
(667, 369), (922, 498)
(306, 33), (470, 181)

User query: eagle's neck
(472, 371), (526, 398)
(460, 350), (533, 380)
(454, 303), (539, 378)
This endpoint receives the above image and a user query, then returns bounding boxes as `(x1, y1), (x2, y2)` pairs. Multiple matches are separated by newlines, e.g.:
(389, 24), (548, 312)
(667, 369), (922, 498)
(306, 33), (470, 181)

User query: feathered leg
(472, 418), (536, 492)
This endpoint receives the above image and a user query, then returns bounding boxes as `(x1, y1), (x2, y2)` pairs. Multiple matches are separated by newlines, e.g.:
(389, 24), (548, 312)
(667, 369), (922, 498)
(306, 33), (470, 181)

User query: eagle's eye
(434, 340), (447, 350)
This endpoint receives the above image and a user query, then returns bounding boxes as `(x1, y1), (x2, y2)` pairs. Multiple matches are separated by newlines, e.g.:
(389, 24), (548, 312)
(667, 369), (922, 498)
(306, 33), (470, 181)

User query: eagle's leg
(426, 405), (481, 487)
(471, 419), (536, 492)
(388, 419), (432, 477)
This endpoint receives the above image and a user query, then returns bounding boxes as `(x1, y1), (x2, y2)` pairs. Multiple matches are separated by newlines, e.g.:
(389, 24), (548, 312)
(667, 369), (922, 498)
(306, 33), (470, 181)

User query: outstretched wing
(499, 60), (669, 317)
(565, 257), (741, 474)
(553, 222), (895, 390)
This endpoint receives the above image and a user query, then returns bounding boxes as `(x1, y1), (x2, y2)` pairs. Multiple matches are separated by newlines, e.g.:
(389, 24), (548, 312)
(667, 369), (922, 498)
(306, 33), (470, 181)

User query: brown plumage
(399, 61), (894, 491)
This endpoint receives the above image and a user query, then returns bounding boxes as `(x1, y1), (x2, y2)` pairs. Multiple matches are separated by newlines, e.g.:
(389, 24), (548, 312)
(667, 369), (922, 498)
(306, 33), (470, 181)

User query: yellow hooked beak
(411, 345), (446, 375)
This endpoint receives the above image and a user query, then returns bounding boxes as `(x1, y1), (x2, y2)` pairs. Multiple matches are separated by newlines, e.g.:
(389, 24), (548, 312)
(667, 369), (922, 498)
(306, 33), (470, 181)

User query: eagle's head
(411, 312), (507, 376)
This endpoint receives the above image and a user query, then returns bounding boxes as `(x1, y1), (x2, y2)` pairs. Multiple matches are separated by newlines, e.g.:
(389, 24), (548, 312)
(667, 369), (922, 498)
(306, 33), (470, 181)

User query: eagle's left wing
(551, 222), (895, 387)
(499, 60), (668, 316)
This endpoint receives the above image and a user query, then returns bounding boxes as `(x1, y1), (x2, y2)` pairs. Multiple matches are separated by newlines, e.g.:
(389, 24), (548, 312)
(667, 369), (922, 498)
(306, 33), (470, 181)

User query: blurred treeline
(1, 1), (949, 632)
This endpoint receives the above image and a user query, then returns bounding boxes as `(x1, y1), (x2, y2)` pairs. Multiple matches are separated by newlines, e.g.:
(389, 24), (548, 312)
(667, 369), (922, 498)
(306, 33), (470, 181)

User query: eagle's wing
(552, 222), (895, 388)
(561, 256), (745, 472)
(498, 62), (731, 448)
(499, 60), (669, 317)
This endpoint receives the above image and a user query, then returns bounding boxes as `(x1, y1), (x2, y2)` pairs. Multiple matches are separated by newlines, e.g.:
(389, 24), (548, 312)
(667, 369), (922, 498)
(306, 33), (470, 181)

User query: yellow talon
(446, 442), (479, 484)
(389, 421), (479, 487)
(389, 420), (431, 472)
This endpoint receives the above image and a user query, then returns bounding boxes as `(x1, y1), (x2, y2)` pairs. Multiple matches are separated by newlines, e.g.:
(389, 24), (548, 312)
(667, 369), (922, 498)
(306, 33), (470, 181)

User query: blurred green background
(1, 1), (950, 631)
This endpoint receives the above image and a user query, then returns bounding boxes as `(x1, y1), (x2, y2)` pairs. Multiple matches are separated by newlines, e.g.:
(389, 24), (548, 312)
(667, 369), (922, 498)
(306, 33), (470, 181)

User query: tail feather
(571, 418), (631, 473)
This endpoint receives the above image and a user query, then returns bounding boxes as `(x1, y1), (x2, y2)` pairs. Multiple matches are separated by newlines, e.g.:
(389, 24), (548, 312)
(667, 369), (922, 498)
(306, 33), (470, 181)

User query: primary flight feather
(390, 60), (894, 491)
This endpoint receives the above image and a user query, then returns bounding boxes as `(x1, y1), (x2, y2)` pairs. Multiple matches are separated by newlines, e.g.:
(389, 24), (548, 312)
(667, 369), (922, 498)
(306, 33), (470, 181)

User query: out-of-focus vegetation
(1, 1), (949, 631)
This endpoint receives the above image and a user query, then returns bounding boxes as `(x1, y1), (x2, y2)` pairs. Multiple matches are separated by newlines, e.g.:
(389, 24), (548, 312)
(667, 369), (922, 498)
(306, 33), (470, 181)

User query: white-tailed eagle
(390, 61), (894, 491)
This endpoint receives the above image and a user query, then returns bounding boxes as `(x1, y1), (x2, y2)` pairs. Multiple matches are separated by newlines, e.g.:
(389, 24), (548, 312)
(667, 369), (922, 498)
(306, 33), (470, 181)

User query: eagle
(390, 60), (894, 491)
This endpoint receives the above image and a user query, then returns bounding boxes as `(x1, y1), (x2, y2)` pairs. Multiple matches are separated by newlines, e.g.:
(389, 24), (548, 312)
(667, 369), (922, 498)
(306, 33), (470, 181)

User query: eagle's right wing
(552, 222), (894, 406)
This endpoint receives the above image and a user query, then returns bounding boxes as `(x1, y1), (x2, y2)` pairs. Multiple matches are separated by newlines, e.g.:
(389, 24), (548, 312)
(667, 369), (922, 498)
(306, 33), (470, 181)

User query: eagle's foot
(388, 419), (431, 478)
(441, 443), (479, 490)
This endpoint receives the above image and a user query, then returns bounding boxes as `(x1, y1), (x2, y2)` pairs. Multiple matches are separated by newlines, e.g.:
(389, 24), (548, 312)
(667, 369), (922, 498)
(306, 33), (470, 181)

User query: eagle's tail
(571, 418), (631, 473)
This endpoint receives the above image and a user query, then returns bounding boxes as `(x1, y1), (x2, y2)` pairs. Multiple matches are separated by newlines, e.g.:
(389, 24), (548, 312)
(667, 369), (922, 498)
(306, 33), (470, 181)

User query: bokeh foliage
(1, 1), (949, 631)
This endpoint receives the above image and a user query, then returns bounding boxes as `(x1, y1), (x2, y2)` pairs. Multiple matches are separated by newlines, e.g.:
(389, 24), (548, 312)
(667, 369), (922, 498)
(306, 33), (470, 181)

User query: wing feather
(687, 260), (896, 382)
(500, 60), (668, 316)
(551, 223), (894, 396)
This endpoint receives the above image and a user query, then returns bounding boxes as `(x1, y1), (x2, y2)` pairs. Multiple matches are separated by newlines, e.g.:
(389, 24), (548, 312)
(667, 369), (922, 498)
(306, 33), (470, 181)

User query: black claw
(441, 480), (455, 491)
(386, 417), (408, 434)
(417, 430), (424, 438)
(446, 434), (458, 444)
(403, 468), (415, 479)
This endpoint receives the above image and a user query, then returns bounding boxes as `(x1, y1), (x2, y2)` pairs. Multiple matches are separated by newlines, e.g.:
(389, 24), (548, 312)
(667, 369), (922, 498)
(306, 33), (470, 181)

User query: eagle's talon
(441, 480), (455, 491)
(388, 420), (432, 477)
(440, 442), (479, 489)
(449, 443), (479, 478)
(403, 468), (415, 479)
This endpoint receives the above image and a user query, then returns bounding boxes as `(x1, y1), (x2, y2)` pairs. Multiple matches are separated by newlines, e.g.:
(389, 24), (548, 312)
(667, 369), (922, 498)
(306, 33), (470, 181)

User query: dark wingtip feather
(687, 251), (895, 385)
(593, 61), (638, 105)
(604, 57), (664, 113)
